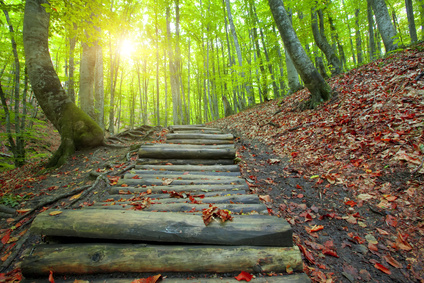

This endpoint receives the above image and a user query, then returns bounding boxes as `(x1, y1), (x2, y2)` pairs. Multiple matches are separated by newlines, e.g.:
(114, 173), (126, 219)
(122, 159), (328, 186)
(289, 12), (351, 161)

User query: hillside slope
(210, 43), (424, 282)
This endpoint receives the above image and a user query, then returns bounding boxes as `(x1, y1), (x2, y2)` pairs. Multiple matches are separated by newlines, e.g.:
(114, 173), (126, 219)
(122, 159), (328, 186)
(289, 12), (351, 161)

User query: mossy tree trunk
(23, 0), (104, 167)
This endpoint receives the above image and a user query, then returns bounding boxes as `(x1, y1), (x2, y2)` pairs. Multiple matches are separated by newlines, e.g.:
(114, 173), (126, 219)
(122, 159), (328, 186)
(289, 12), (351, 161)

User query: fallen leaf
(235, 271), (253, 282)
(395, 232), (412, 251)
(310, 225), (324, 232)
(259, 195), (271, 202)
(69, 192), (82, 201)
(49, 270), (55, 283)
(344, 200), (357, 207)
(376, 228), (389, 235)
(383, 254), (402, 268)
(15, 209), (31, 214)
(385, 215), (397, 227)
(131, 274), (162, 283)
(49, 211), (62, 216)
(298, 244), (315, 264)
(323, 249), (339, 258)
(1, 230), (11, 245)
(374, 263), (391, 275)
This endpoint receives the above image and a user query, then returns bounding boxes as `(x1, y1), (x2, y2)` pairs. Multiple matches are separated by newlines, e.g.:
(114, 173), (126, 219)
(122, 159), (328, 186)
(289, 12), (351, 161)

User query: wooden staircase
(21, 125), (310, 283)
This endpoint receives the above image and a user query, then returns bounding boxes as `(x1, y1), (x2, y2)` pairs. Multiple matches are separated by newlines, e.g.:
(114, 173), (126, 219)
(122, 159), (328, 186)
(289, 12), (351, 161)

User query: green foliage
(0, 193), (30, 207)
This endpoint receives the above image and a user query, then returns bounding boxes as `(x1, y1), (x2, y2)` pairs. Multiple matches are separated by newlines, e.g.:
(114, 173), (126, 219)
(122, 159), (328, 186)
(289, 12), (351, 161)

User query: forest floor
(0, 42), (423, 283)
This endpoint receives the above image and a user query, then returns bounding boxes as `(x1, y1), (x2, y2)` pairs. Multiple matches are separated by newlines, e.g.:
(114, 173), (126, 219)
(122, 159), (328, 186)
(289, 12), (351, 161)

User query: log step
(86, 203), (268, 214)
(30, 210), (292, 246)
(137, 158), (236, 165)
(139, 146), (235, 160)
(21, 244), (303, 276)
(118, 177), (245, 186)
(129, 170), (241, 177)
(135, 164), (240, 172)
(22, 274), (311, 283)
(99, 194), (260, 205)
(107, 190), (247, 199)
(166, 139), (233, 144)
(108, 184), (249, 194)
(166, 133), (233, 140)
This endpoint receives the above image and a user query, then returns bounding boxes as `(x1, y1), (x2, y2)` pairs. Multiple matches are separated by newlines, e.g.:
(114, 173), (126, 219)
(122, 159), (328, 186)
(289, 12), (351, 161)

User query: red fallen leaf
(1, 230), (11, 245)
(368, 242), (378, 252)
(323, 249), (339, 258)
(298, 244), (315, 264)
(49, 270), (55, 283)
(121, 184), (129, 187)
(385, 215), (397, 227)
(131, 274), (162, 283)
(131, 175), (141, 179)
(383, 254), (402, 268)
(376, 228), (389, 235)
(189, 195), (202, 204)
(183, 172), (189, 175)
(374, 263), (391, 275)
(395, 232), (412, 251)
(235, 271), (253, 282)
(291, 152), (298, 158)
(47, 186), (59, 191)
(344, 200), (357, 207)
(319, 213), (336, 220)
(310, 225), (324, 232)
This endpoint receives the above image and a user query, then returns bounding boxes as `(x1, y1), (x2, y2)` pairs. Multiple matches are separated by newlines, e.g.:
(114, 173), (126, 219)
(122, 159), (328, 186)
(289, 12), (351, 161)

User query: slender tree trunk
(186, 39), (191, 124)
(164, 49), (168, 127)
(155, 10), (160, 126)
(370, 0), (398, 52)
(355, 9), (363, 64)
(94, 32), (104, 130)
(268, 0), (332, 107)
(420, 0), (424, 40)
(23, 0), (103, 167)
(405, 0), (417, 43)
(67, 29), (77, 103)
(79, 36), (96, 119)
(367, 0), (377, 60)
(311, 7), (342, 76)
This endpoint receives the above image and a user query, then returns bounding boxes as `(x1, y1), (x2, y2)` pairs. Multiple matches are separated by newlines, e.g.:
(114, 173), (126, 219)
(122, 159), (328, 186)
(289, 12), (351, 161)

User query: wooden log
(107, 189), (247, 200)
(137, 158), (235, 165)
(118, 178), (245, 186)
(170, 130), (225, 134)
(135, 164), (240, 172)
(138, 147), (235, 160)
(98, 194), (260, 205)
(86, 203), (268, 214)
(166, 139), (233, 145)
(21, 274), (311, 283)
(129, 170), (241, 177)
(21, 244), (303, 276)
(141, 144), (235, 149)
(108, 184), (249, 194)
(124, 173), (242, 180)
(166, 133), (233, 140)
(30, 210), (292, 246)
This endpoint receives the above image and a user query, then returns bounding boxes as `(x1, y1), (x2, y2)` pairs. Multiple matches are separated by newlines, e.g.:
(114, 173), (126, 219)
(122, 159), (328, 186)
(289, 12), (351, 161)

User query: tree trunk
(155, 10), (160, 126)
(94, 32), (104, 130)
(79, 38), (96, 120)
(420, 0), (424, 40)
(405, 0), (417, 43)
(370, 0), (398, 52)
(268, 0), (332, 108)
(355, 9), (363, 64)
(23, 0), (103, 167)
(67, 29), (76, 103)
(311, 8), (342, 76)
(367, 0), (377, 60)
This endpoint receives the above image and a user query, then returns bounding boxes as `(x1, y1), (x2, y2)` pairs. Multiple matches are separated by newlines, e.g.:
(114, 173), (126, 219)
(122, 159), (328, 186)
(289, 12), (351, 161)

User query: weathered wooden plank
(107, 189), (247, 200)
(166, 133), (233, 140)
(118, 177), (245, 186)
(129, 170), (240, 177)
(108, 184), (249, 194)
(137, 158), (235, 165)
(98, 194), (260, 205)
(134, 164), (240, 172)
(139, 147), (235, 160)
(30, 210), (292, 246)
(86, 203), (267, 214)
(21, 244), (303, 276)
(141, 144), (235, 149)
(124, 173), (241, 180)
(166, 139), (233, 145)
(22, 274), (311, 283)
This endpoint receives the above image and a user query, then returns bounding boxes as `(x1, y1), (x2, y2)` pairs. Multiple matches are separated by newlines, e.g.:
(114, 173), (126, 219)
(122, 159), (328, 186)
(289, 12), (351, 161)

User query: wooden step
(30, 210), (292, 246)
(139, 146), (235, 160)
(86, 203), (268, 214)
(129, 170), (241, 177)
(166, 139), (233, 144)
(166, 133), (233, 140)
(123, 173), (242, 180)
(108, 184), (249, 194)
(22, 244), (303, 277)
(137, 158), (236, 165)
(22, 274), (311, 283)
(134, 164), (240, 172)
(118, 177), (245, 186)
(107, 189), (247, 199)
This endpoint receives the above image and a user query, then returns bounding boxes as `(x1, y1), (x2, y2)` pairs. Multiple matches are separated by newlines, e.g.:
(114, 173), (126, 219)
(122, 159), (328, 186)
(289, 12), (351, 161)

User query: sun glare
(120, 39), (135, 57)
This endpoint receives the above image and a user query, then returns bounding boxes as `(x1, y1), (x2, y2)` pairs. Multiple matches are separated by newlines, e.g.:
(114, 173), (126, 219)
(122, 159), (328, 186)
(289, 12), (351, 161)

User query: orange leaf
(374, 263), (391, 275)
(15, 209), (31, 214)
(131, 274), (162, 283)
(376, 228), (389, 235)
(344, 200), (357, 207)
(383, 254), (402, 268)
(368, 242), (378, 252)
(49, 271), (55, 283)
(385, 215), (397, 227)
(310, 225), (324, 232)
(69, 192), (82, 201)
(323, 249), (339, 258)
(235, 271), (253, 282)
(298, 244), (315, 264)
(121, 184), (129, 187)
(49, 211), (62, 216)
(1, 230), (11, 245)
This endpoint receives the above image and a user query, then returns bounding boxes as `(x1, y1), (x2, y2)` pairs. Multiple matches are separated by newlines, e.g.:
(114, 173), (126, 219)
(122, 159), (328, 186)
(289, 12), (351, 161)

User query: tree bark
(366, 0), (377, 60)
(79, 38), (96, 120)
(405, 0), (418, 43)
(311, 8), (342, 76)
(370, 0), (398, 52)
(23, 0), (104, 167)
(355, 9), (363, 64)
(94, 31), (104, 130)
(268, 0), (331, 108)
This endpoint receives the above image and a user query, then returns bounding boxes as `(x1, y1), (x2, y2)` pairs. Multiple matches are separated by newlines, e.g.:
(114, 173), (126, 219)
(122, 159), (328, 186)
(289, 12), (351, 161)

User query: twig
(69, 174), (108, 208)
